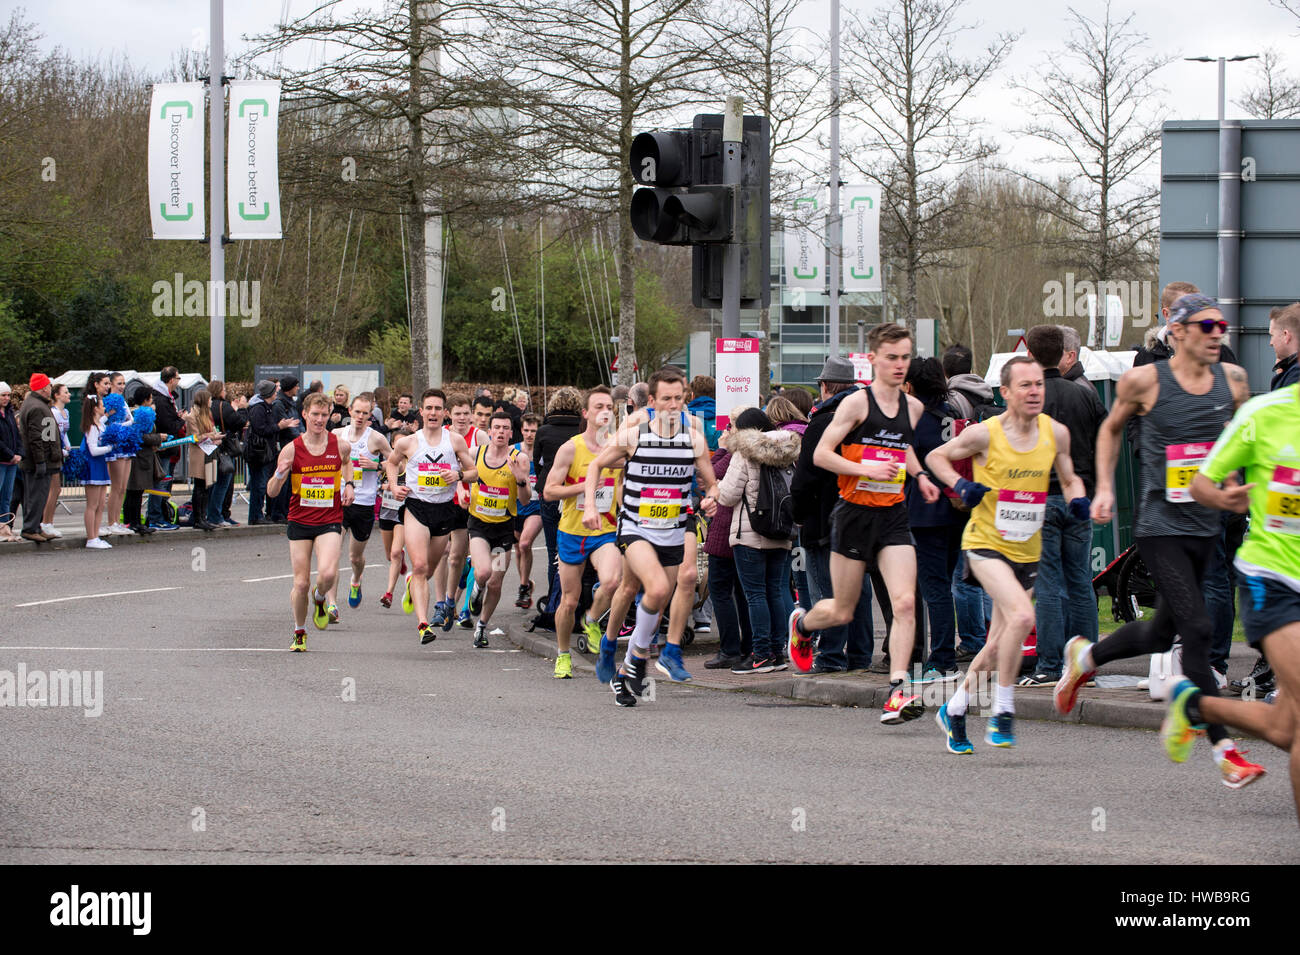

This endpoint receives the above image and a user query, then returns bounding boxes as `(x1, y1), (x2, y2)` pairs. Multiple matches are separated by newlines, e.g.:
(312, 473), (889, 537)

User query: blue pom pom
(103, 392), (127, 423)
(133, 406), (157, 435)
(103, 422), (142, 456)
(62, 445), (90, 483)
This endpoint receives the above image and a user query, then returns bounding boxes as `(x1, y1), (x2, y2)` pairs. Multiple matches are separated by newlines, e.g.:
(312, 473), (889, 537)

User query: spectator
(208, 380), (247, 527)
(268, 376), (302, 522)
(245, 380), (283, 525)
(533, 386), (585, 610)
(371, 386), (393, 438)
(790, 357), (877, 672)
(146, 367), (186, 529)
(80, 394), (113, 548)
(1271, 302), (1300, 390)
(764, 394), (807, 434)
(497, 386), (525, 443)
(1058, 325), (1095, 392)
(85, 371), (110, 402)
(942, 344), (997, 420)
(1018, 325), (1107, 685)
(0, 381), (19, 541)
(713, 407), (800, 673)
(387, 392), (419, 436)
(687, 375), (720, 451)
(629, 381), (649, 412)
(18, 374), (62, 542)
(784, 387), (814, 420)
(298, 380), (324, 422)
(472, 393), (495, 433)
(40, 382), (72, 539)
(329, 385), (350, 429)
(182, 388), (223, 531)
(702, 413), (754, 668)
(124, 387), (161, 535)
(220, 387), (249, 524)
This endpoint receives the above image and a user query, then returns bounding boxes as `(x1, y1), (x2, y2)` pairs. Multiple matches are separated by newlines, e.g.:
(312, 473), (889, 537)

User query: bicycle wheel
(1115, 548), (1157, 623)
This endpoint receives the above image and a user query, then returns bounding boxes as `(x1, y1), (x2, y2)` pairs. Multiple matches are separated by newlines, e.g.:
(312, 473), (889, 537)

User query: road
(2, 533), (1295, 863)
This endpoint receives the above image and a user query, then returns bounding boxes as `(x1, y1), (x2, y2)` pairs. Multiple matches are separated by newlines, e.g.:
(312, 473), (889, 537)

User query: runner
(324, 393), (393, 618)
(1160, 382), (1300, 802)
(926, 355), (1087, 752)
(786, 323), (941, 723)
(543, 386), (623, 680)
(1056, 293), (1266, 788)
(512, 412), (543, 609)
(377, 468), (407, 609)
(435, 394), (485, 630)
(583, 369), (718, 706)
(266, 392), (355, 651)
(384, 388), (479, 645)
(464, 411), (533, 647)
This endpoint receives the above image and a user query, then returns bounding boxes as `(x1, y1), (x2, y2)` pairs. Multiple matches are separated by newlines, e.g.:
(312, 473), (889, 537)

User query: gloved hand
(1068, 496), (1091, 521)
(953, 478), (990, 508)
(35, 461), (46, 479)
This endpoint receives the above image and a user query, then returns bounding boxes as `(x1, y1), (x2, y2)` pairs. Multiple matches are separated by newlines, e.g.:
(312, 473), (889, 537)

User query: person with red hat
(18, 372), (62, 542)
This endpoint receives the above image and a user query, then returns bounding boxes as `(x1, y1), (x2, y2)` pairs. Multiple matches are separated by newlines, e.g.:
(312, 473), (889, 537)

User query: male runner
(473, 394), (495, 432)
(324, 393), (393, 617)
(384, 388), (478, 645)
(584, 369), (718, 706)
(926, 356), (1087, 752)
(266, 392), (355, 650)
(437, 394), (485, 629)
(513, 412), (543, 609)
(464, 411), (532, 647)
(543, 386), (623, 680)
(1160, 382), (1300, 801)
(787, 323), (941, 723)
(1056, 294), (1265, 787)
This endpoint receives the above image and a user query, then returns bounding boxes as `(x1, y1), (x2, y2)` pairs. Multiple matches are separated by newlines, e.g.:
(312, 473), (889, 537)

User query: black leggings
(123, 489), (144, 527)
(1093, 535), (1225, 744)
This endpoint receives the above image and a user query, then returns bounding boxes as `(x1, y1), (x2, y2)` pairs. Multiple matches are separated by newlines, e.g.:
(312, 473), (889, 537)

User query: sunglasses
(1183, 318), (1228, 334)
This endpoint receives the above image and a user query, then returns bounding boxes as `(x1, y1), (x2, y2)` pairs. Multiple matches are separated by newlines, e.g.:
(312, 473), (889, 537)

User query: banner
(148, 83), (205, 240)
(783, 195), (824, 290)
(227, 81), (282, 239)
(849, 353), (873, 384)
(715, 338), (761, 430)
(842, 185), (882, 292)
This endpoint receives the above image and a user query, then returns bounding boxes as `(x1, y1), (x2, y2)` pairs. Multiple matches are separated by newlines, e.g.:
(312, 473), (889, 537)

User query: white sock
(948, 685), (970, 717)
(630, 603), (660, 651)
(1212, 739), (1235, 767)
(1078, 643), (1094, 672)
(994, 684), (1015, 715)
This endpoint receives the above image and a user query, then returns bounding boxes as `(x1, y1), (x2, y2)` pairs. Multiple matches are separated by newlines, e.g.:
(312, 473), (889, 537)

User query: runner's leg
(800, 552), (868, 631)
(403, 511), (434, 624)
(876, 544), (920, 683)
(313, 532), (343, 606)
(555, 559), (586, 654)
(289, 538), (315, 631)
(517, 514), (541, 593)
(665, 530), (697, 649)
(589, 542), (623, 622)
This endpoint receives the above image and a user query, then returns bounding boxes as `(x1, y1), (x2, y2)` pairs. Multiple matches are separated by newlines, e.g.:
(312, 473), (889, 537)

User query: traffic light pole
(721, 96), (743, 339)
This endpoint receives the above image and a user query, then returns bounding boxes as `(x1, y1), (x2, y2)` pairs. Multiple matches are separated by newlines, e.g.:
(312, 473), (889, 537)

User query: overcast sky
(12, 0), (1300, 180)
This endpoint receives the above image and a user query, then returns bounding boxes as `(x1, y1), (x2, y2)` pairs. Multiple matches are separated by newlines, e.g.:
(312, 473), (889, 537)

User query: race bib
(576, 477), (616, 514)
(527, 473), (537, 490)
(300, 475), (335, 508)
(638, 487), (682, 527)
(474, 484), (509, 519)
(994, 489), (1046, 542)
(1265, 465), (1300, 535)
(855, 445), (907, 494)
(351, 456), (365, 483)
(417, 462), (450, 489)
(1165, 442), (1211, 503)
(381, 490), (401, 512)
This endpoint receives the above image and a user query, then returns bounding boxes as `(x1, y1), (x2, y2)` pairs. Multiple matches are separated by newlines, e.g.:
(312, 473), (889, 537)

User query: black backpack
(742, 461), (798, 541)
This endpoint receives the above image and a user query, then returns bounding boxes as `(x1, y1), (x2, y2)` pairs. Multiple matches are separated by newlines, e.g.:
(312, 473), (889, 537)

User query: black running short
(618, 532), (684, 569)
(451, 504), (469, 531)
(403, 497), (458, 537)
(1240, 575), (1300, 649)
(963, 548), (1038, 591)
(341, 502), (376, 542)
(468, 515), (516, 552)
(830, 500), (912, 563)
(378, 515), (401, 532)
(287, 521), (342, 542)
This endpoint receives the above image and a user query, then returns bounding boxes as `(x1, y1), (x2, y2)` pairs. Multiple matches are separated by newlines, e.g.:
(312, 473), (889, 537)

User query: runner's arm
(337, 437), (355, 506)
(924, 423), (990, 488)
(903, 446), (941, 502)
(811, 392), (878, 478)
(1192, 406), (1256, 512)
(1224, 363), (1251, 408)
(266, 441), (296, 498)
(543, 441), (583, 501)
(583, 428), (633, 516)
(452, 433), (477, 484)
(509, 448), (532, 504)
(384, 435), (410, 498)
(692, 429), (720, 515)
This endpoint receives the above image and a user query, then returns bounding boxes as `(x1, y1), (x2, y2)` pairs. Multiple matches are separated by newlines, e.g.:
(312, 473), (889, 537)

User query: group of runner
(268, 302), (1300, 823)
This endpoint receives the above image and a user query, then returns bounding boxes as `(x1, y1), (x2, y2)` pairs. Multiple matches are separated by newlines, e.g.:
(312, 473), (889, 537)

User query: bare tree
(1237, 48), (1300, 119)
(1010, 1), (1168, 346)
(840, 0), (1016, 333)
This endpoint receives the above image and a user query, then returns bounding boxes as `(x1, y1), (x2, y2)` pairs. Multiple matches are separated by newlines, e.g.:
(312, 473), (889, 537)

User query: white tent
(983, 347), (1135, 387)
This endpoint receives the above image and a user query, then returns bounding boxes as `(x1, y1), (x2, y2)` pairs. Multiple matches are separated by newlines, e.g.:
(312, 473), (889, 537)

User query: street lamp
(1184, 55), (1259, 122)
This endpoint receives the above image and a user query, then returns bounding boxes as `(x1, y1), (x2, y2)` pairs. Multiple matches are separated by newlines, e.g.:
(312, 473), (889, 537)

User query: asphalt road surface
(2, 533), (1295, 863)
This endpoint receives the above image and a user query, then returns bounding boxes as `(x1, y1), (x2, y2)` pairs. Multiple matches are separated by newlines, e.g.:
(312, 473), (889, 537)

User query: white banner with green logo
(148, 83), (205, 240)
(783, 195), (824, 290)
(227, 81), (282, 239)
(842, 185), (881, 292)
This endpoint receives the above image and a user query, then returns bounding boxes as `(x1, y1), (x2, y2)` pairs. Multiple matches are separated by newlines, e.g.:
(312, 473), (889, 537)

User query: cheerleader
(81, 394), (113, 549)
(104, 374), (135, 536)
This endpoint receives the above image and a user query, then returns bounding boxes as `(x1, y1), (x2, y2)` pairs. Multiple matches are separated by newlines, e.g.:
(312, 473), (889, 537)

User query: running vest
(513, 442), (539, 516)
(1134, 361), (1234, 539)
(837, 387), (913, 507)
(559, 433), (620, 535)
(469, 443), (518, 522)
(289, 432), (344, 525)
(404, 427), (457, 504)
(620, 417), (695, 537)
(344, 426), (380, 507)
(962, 414), (1056, 563)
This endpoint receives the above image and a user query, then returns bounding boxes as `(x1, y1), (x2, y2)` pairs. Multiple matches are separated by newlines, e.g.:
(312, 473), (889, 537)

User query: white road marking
(14, 587), (181, 608)
(241, 562), (386, 583)
(1, 646), (290, 652)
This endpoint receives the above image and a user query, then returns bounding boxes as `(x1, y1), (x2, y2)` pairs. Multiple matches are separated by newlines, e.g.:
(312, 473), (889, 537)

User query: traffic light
(628, 114), (769, 309)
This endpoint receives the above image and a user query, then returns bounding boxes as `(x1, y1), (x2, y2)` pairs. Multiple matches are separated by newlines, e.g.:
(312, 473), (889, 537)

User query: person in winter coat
(532, 387), (585, 608)
(713, 408), (801, 673)
(18, 373), (63, 542)
(183, 388), (224, 531)
(146, 367), (186, 527)
(702, 411), (754, 669)
(942, 344), (997, 421)
(245, 380), (285, 524)
(0, 381), (20, 540)
(124, 388), (161, 535)
(208, 380), (247, 526)
(687, 376), (720, 451)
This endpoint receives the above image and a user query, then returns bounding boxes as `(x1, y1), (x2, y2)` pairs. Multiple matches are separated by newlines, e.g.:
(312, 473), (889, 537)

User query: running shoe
(401, 574), (414, 614)
(311, 590), (329, 630)
(380, 591), (393, 609)
(731, 654), (777, 674)
(624, 656), (649, 698)
(290, 630), (307, 652)
(917, 667), (962, 685)
(327, 603), (340, 625)
(400, 556), (407, 576)
(469, 583), (485, 617)
(655, 643), (692, 682)
(787, 608), (814, 673)
(1161, 679), (1204, 764)
(1054, 635), (1095, 714)
(1017, 672), (1059, 687)
(440, 599), (455, 632)
(936, 701), (973, 755)
(431, 601), (448, 630)
(580, 617), (604, 654)
(985, 713), (1016, 747)
(596, 637), (618, 685)
(554, 652), (573, 679)
(1218, 748), (1266, 790)
(348, 583), (362, 609)
(473, 621), (489, 648)
(419, 622), (437, 645)
(515, 582), (534, 609)
(881, 683), (924, 724)
(611, 673), (637, 707)
(456, 609), (473, 630)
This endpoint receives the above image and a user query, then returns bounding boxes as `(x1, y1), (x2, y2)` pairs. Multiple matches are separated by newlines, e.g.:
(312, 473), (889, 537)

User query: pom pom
(103, 422), (142, 456)
(103, 392), (127, 423)
(133, 406), (156, 435)
(62, 445), (89, 483)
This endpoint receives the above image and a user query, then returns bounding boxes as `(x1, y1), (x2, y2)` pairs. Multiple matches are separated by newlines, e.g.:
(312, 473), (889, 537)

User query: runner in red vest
(268, 392), (355, 651)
